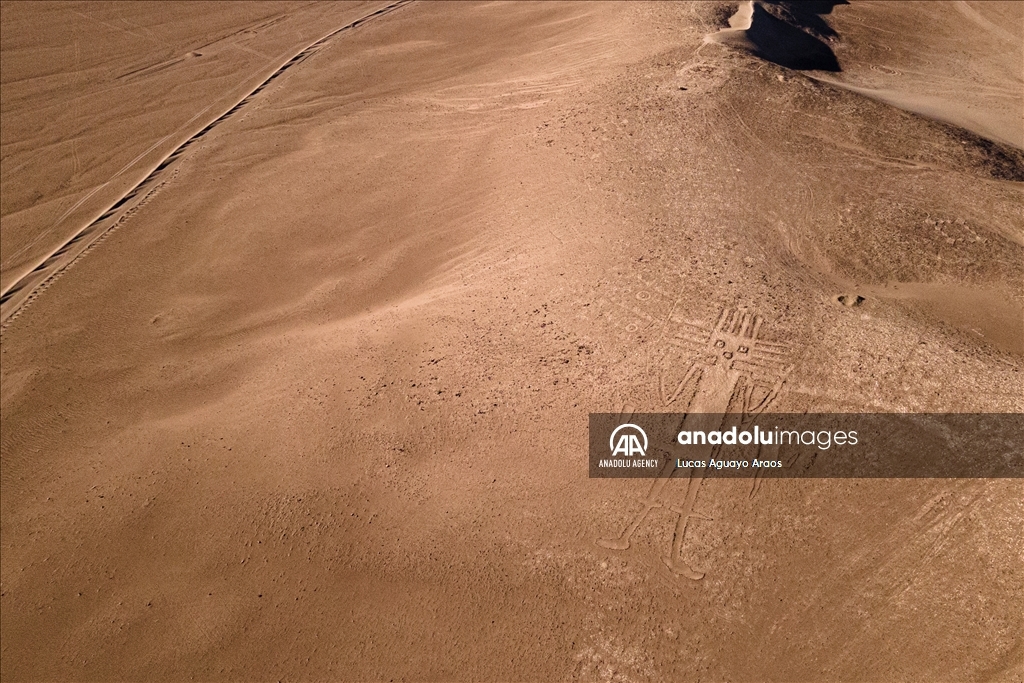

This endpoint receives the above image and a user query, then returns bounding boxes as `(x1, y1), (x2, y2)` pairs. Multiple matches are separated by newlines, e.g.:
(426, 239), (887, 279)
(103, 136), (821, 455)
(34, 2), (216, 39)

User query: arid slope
(1, 2), (1022, 681)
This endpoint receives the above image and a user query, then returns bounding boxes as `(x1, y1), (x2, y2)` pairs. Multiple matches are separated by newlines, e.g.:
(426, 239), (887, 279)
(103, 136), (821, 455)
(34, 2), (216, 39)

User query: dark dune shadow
(761, 0), (848, 40)
(745, 2), (842, 71)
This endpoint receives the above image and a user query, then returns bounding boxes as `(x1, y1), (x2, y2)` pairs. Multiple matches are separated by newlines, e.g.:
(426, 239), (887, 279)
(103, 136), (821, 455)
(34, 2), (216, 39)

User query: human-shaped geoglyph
(597, 307), (793, 579)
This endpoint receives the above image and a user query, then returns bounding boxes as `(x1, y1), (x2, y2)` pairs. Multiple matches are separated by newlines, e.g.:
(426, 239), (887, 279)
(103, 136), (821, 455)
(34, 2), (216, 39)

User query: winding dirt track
(0, 0), (411, 330)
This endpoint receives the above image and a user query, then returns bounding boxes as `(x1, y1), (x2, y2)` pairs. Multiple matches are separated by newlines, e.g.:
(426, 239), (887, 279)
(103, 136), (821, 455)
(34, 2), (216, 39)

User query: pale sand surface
(2, 2), (1023, 681)
(0, 1), (394, 294)
(823, 1), (1024, 149)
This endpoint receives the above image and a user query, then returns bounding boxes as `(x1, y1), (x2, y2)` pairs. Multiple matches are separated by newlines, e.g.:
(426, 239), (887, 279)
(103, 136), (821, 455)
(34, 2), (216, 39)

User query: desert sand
(2, 1), (1022, 681)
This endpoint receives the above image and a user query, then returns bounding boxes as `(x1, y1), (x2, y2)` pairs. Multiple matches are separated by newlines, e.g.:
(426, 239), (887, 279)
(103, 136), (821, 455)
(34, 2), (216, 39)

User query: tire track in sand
(0, 0), (413, 332)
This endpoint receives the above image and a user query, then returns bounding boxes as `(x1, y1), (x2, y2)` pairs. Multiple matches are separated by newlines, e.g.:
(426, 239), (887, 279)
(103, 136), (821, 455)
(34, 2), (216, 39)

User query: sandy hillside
(0, 1), (397, 296)
(2, 1), (1023, 681)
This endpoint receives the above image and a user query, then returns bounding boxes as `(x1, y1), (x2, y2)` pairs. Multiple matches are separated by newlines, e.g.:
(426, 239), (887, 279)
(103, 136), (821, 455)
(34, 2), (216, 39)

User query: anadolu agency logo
(610, 423), (648, 457)
(600, 424), (660, 470)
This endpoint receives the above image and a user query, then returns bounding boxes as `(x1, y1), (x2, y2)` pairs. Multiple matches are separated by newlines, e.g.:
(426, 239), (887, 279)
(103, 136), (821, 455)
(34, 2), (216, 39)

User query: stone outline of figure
(597, 308), (792, 580)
